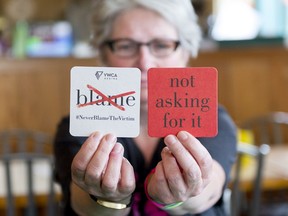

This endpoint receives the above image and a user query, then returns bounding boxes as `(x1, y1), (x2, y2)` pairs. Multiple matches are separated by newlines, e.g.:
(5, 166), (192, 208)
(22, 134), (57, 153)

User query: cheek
(181, 50), (190, 66)
(176, 50), (190, 66)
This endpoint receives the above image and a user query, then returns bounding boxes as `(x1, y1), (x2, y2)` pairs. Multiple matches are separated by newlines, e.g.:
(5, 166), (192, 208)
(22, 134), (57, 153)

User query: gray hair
(90, 0), (202, 58)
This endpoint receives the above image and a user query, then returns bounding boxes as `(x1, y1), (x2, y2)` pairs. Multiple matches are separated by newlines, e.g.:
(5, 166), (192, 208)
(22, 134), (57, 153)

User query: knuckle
(102, 181), (117, 194)
(167, 175), (181, 188)
(85, 169), (102, 184)
(123, 181), (135, 192)
(71, 163), (85, 178)
(85, 141), (98, 152)
(98, 146), (110, 155)
(173, 145), (185, 156)
(174, 188), (187, 200)
(199, 152), (212, 168)
(185, 165), (200, 181)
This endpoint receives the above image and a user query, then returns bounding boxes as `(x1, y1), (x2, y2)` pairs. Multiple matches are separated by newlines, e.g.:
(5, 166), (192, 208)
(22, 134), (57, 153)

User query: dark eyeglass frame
(103, 38), (180, 58)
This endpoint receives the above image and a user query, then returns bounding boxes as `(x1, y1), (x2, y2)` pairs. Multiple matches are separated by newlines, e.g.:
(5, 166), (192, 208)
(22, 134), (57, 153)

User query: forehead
(110, 7), (178, 41)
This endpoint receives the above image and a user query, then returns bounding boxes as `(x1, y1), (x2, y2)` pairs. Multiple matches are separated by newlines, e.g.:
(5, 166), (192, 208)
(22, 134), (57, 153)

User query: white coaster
(70, 66), (141, 137)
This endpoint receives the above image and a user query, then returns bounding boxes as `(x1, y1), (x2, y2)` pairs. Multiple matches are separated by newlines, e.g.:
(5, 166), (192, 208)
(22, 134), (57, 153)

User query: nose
(136, 45), (156, 73)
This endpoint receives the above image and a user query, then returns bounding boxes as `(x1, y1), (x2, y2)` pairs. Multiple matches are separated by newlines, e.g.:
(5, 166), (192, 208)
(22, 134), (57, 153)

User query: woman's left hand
(147, 131), (213, 204)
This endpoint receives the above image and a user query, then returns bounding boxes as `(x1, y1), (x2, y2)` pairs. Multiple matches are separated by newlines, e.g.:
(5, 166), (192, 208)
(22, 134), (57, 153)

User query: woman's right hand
(71, 132), (135, 204)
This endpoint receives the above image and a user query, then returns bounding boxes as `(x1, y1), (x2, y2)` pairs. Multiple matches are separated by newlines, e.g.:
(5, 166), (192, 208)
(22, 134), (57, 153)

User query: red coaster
(148, 67), (218, 137)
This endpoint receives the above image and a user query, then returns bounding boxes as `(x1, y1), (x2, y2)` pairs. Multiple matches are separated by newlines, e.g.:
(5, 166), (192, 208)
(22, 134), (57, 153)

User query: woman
(54, 0), (237, 215)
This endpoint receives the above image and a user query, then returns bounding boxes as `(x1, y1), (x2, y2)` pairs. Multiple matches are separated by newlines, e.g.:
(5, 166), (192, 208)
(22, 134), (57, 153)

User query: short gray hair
(90, 0), (202, 58)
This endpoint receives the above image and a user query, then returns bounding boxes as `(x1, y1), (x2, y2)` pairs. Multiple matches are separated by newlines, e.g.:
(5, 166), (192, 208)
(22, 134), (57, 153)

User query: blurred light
(211, 0), (261, 41)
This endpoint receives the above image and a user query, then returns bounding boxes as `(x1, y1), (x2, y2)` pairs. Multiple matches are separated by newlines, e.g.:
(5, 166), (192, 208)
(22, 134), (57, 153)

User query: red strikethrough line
(78, 84), (136, 111)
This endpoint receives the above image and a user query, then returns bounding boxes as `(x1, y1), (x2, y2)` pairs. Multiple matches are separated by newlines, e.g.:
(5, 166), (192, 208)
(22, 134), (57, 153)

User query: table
(0, 158), (62, 211)
(231, 145), (288, 192)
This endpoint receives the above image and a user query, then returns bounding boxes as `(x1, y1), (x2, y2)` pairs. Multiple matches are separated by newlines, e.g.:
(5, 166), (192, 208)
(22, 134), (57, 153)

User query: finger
(119, 157), (136, 196)
(161, 147), (186, 200)
(101, 143), (124, 195)
(152, 161), (174, 203)
(71, 132), (103, 181)
(85, 134), (117, 185)
(164, 134), (201, 183)
(177, 131), (213, 180)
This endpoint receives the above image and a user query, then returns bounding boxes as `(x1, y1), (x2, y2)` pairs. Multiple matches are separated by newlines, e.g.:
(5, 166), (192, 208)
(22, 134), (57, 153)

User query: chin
(140, 101), (148, 112)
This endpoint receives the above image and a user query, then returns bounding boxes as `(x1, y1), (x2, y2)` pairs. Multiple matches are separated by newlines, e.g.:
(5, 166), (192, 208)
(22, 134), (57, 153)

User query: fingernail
(177, 131), (188, 141)
(106, 134), (117, 143)
(112, 143), (123, 153)
(163, 146), (171, 154)
(90, 131), (102, 139)
(166, 135), (177, 144)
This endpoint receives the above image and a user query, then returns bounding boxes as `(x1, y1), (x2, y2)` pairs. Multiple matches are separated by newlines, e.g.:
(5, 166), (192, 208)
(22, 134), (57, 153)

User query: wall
(0, 46), (287, 136)
(0, 58), (97, 135)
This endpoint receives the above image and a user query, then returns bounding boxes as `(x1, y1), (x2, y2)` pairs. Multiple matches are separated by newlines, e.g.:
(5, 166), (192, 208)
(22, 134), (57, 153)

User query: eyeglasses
(103, 38), (180, 58)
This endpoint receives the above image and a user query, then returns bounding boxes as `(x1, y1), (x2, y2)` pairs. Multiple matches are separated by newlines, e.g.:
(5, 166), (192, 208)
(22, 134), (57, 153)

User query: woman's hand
(147, 131), (213, 204)
(71, 132), (135, 203)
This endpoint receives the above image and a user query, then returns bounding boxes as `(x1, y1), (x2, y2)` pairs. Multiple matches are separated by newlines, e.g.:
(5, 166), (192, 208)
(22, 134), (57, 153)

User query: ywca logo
(95, 71), (103, 80)
(95, 71), (118, 80)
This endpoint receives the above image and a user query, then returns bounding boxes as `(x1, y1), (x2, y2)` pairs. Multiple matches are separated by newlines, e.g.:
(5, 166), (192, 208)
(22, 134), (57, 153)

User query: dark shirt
(53, 106), (237, 216)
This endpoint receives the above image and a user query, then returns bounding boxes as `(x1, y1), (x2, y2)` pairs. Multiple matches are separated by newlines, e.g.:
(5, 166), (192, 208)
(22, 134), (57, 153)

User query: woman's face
(102, 7), (190, 111)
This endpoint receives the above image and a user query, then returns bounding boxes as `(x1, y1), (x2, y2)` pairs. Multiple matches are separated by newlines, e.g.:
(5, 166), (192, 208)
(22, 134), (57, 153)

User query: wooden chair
(240, 112), (288, 145)
(0, 129), (59, 216)
(230, 142), (270, 216)
(239, 112), (288, 215)
(0, 129), (53, 154)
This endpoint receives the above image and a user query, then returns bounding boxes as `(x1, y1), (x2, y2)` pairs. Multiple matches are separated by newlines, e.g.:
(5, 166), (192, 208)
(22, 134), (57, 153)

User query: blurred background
(0, 0), (288, 58)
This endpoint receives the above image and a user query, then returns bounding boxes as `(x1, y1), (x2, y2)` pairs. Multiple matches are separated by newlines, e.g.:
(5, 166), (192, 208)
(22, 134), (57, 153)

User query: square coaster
(70, 66), (141, 137)
(148, 67), (218, 137)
